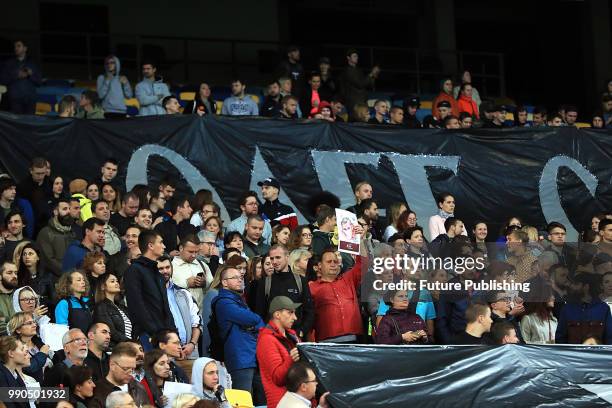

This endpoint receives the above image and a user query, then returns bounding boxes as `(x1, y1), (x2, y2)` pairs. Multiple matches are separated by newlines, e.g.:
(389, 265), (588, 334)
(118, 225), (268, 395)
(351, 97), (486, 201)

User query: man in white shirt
(277, 362), (329, 408)
(171, 234), (212, 306)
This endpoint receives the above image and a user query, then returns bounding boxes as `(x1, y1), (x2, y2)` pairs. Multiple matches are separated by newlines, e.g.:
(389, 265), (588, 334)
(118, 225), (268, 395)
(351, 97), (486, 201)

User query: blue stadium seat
(126, 106), (139, 116)
(36, 94), (57, 107)
(416, 108), (432, 123)
(37, 86), (71, 96)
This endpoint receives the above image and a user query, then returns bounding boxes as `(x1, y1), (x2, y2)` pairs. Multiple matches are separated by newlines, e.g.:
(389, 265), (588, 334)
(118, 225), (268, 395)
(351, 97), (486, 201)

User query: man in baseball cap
(403, 96), (422, 128)
(257, 296), (302, 408)
(257, 178), (298, 229)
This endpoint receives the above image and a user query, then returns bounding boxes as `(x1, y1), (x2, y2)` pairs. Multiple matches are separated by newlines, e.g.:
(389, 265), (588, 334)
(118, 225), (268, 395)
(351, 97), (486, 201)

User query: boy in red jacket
(256, 296), (302, 408)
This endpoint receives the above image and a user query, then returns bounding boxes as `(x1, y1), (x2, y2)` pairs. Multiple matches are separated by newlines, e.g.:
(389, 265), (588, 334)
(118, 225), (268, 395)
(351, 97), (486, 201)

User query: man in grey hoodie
(97, 56), (133, 118)
(221, 79), (259, 116)
(135, 61), (171, 116)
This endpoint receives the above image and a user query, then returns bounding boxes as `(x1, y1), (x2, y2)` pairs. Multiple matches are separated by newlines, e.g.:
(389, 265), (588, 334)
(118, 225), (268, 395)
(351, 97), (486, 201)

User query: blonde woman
(288, 249), (311, 277)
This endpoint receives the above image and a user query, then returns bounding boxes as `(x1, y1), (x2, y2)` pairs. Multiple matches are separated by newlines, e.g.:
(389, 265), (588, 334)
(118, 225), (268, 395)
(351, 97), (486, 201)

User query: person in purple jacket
(375, 289), (429, 345)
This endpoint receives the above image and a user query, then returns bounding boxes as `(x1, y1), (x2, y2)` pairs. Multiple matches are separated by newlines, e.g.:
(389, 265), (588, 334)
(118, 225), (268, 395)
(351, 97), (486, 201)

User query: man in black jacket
(154, 196), (196, 256)
(254, 244), (314, 339)
(261, 80), (283, 117)
(124, 230), (175, 351)
(275, 45), (304, 97)
(17, 157), (52, 236)
(340, 49), (379, 115)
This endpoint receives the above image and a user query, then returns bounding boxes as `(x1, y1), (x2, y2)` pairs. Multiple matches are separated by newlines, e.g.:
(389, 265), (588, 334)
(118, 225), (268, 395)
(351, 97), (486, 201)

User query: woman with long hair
(428, 192), (466, 240)
(271, 224), (291, 246)
(51, 175), (65, 200)
(396, 210), (418, 235)
(131, 184), (152, 210)
(7, 312), (52, 383)
(520, 285), (557, 344)
(82, 252), (106, 299)
(452, 70), (482, 107)
(13, 242), (55, 306)
(287, 225), (312, 251)
(54, 270), (92, 332)
(383, 202), (408, 242)
(288, 249), (311, 277)
(513, 105), (529, 127)
(184, 83), (218, 116)
(101, 183), (122, 214)
(141, 350), (171, 408)
(93, 272), (134, 347)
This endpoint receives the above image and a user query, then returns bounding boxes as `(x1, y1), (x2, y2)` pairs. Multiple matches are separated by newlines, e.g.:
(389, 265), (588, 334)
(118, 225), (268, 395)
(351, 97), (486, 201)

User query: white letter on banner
(386, 154), (461, 240)
(539, 155), (598, 242)
(310, 150), (382, 209)
(125, 144), (230, 223)
(249, 146), (307, 224)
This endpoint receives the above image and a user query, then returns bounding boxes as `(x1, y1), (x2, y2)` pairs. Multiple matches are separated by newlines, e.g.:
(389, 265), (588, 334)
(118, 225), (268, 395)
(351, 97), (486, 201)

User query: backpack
(208, 297), (238, 361)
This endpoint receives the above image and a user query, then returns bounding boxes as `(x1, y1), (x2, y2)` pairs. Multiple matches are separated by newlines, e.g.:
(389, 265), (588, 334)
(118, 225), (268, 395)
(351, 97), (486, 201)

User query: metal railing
(0, 30), (505, 97)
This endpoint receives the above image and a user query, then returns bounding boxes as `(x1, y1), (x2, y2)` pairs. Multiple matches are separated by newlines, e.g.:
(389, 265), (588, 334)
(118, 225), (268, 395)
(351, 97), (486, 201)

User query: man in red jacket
(309, 229), (367, 343)
(256, 296), (301, 408)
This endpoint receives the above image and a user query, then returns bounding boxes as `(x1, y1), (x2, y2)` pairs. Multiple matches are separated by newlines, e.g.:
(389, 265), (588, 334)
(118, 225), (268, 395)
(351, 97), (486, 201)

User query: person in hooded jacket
(97, 55), (133, 119)
(190, 357), (231, 408)
(12, 286), (51, 328)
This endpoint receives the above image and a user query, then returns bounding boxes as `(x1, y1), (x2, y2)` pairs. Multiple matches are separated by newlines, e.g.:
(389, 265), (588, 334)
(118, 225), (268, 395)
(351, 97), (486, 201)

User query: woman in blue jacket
(54, 270), (93, 333)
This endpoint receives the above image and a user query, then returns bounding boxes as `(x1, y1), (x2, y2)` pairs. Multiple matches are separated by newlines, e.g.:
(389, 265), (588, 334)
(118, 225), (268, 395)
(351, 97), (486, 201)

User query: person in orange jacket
(432, 77), (459, 119)
(457, 83), (480, 119)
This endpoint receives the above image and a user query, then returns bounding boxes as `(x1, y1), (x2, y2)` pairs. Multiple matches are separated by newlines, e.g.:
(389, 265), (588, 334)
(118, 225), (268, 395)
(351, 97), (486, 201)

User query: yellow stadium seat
(225, 389), (254, 408)
(180, 92), (196, 101)
(74, 80), (96, 90)
(36, 102), (52, 115)
(575, 122), (591, 129)
(216, 101), (223, 115)
(247, 94), (260, 105)
(125, 98), (140, 108)
(420, 101), (433, 109)
(505, 112), (514, 121)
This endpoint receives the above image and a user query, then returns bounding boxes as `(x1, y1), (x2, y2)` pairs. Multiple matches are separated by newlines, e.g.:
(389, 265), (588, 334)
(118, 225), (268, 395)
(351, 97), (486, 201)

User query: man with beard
(357, 198), (382, 242)
(125, 340), (145, 382)
(43, 328), (88, 388)
(84, 322), (111, 382)
(159, 256), (202, 360)
(261, 80), (283, 117)
(36, 198), (76, 278)
(549, 264), (570, 319)
(0, 262), (18, 335)
(556, 274), (612, 344)
(227, 191), (272, 245)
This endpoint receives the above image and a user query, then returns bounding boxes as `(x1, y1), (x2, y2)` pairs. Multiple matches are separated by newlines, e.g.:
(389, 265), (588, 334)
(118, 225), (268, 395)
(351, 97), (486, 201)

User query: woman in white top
(428, 192), (467, 240)
(383, 202), (408, 242)
(521, 288), (557, 344)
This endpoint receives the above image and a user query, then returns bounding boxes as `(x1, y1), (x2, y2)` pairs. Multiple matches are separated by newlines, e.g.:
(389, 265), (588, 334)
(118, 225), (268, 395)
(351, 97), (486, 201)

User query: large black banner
(0, 112), (611, 240)
(298, 343), (612, 407)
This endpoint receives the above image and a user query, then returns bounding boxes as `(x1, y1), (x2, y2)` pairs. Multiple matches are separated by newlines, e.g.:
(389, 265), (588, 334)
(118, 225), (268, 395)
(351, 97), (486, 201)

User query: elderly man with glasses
(42, 328), (88, 389)
(89, 342), (148, 408)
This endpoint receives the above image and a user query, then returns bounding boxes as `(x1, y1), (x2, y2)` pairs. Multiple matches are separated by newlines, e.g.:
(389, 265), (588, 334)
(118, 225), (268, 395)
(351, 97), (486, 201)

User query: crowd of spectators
(0, 39), (611, 408)
(2, 40), (611, 129)
(0, 154), (609, 407)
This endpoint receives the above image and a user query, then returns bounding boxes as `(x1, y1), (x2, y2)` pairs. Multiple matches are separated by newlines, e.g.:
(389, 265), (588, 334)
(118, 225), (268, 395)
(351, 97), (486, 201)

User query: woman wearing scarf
(428, 192), (467, 240)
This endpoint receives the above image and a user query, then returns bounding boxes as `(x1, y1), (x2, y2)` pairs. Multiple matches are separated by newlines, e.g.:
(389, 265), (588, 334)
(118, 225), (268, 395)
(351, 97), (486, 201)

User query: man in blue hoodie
(96, 56), (133, 119)
(0, 40), (42, 115)
(213, 264), (263, 394)
(556, 273), (612, 344)
(135, 61), (171, 116)
(221, 79), (259, 116)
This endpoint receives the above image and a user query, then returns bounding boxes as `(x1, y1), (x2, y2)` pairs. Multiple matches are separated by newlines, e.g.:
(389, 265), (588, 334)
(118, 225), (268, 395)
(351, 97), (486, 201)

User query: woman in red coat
(457, 83), (480, 119)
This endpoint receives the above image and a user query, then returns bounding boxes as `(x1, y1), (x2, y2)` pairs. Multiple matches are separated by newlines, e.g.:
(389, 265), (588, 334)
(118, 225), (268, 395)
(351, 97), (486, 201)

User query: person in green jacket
(0, 261), (18, 335)
(76, 90), (105, 119)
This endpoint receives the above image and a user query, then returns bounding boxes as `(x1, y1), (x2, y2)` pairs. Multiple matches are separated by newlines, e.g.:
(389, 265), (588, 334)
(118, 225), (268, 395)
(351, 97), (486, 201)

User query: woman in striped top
(93, 272), (135, 347)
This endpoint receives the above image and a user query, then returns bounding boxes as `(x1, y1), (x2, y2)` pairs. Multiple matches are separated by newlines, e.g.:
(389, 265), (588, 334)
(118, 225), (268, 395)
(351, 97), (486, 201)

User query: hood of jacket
(190, 357), (230, 397)
(104, 55), (121, 76)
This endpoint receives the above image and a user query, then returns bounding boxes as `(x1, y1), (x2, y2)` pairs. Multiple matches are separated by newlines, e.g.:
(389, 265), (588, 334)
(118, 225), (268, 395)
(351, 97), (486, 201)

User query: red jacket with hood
(256, 321), (300, 408)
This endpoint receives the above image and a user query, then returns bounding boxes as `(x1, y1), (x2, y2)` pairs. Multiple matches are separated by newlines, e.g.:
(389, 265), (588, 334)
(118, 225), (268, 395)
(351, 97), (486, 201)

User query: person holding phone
(375, 289), (429, 345)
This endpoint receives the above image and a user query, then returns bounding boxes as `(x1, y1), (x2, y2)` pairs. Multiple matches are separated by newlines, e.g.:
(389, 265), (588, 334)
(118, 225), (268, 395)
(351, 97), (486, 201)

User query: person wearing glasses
(487, 291), (524, 344)
(42, 328), (88, 388)
(89, 342), (148, 408)
(212, 264), (263, 394)
(12, 286), (50, 328)
(287, 225), (313, 252)
(7, 311), (52, 382)
(276, 361), (329, 408)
